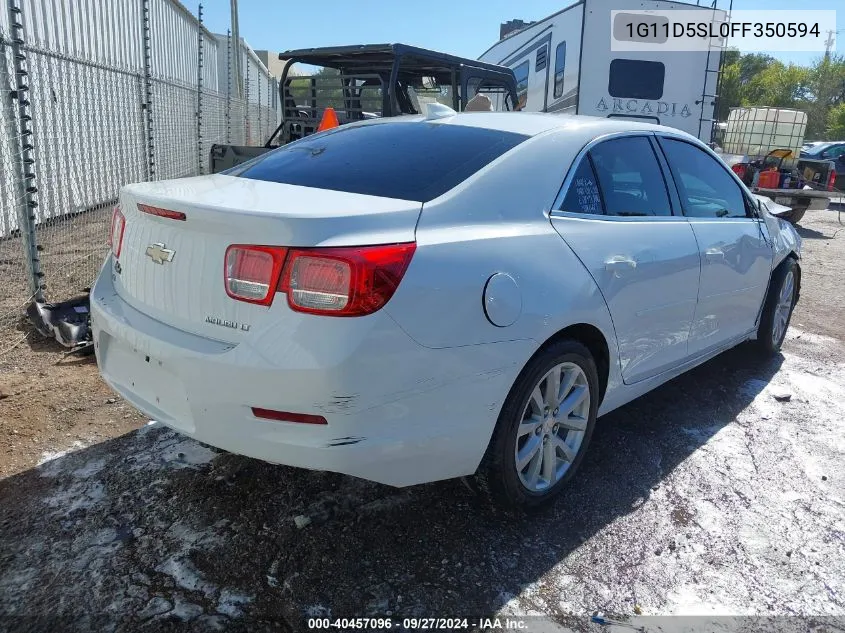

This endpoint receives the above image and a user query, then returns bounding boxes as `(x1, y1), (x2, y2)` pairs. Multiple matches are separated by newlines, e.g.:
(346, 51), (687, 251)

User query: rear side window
(609, 59), (665, 100)
(822, 144), (845, 159)
(561, 158), (603, 214)
(553, 42), (566, 99)
(588, 137), (672, 216)
(230, 122), (529, 202)
(660, 138), (749, 218)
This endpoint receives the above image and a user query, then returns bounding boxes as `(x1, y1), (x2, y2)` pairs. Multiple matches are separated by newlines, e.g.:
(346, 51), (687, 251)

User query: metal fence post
(6, 0), (44, 301)
(225, 29), (231, 144)
(141, 0), (155, 181)
(244, 51), (249, 143)
(196, 2), (203, 174)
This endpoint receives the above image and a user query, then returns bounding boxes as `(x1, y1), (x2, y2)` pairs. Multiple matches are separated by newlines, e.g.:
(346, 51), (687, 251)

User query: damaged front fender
(754, 194), (802, 268)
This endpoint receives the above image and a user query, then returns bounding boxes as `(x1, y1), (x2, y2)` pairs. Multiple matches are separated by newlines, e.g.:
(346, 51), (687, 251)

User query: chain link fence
(0, 0), (279, 332)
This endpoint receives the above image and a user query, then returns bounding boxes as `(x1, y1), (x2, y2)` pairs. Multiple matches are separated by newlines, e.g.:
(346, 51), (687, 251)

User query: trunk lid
(113, 174), (422, 343)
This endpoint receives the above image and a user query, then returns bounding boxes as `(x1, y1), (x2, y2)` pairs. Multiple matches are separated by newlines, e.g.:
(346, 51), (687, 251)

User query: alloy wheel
(772, 270), (794, 346)
(514, 362), (590, 493)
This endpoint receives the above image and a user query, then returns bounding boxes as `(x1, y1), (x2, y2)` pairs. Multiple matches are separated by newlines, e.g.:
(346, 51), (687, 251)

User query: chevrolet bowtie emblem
(145, 242), (175, 265)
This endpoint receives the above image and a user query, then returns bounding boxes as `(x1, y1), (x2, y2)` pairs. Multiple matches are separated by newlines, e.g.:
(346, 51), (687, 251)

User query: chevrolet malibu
(92, 112), (801, 508)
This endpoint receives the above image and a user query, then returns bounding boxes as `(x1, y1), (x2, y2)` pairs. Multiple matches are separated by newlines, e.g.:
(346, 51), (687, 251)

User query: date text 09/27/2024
(306, 617), (529, 630)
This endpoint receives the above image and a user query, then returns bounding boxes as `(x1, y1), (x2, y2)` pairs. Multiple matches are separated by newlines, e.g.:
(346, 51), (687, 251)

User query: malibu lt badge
(206, 315), (251, 332)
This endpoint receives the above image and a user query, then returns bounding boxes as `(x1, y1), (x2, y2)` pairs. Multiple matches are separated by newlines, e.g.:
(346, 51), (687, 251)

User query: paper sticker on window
(574, 177), (602, 213)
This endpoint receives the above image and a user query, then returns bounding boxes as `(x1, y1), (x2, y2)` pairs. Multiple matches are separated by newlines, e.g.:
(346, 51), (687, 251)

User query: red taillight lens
(731, 164), (747, 180)
(109, 206), (125, 258)
(224, 245), (288, 306)
(137, 203), (186, 221)
(223, 242), (415, 316)
(829, 169), (837, 192)
(279, 243), (416, 316)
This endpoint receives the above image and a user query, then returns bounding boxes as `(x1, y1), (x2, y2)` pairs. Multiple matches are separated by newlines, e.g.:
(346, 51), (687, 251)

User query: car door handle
(605, 256), (637, 275)
(705, 248), (725, 262)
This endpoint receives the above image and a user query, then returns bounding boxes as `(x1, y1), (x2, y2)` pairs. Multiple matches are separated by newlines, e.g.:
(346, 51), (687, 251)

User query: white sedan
(91, 111), (801, 508)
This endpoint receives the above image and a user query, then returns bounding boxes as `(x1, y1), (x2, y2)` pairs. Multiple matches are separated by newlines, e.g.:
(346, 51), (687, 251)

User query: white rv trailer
(479, 0), (725, 141)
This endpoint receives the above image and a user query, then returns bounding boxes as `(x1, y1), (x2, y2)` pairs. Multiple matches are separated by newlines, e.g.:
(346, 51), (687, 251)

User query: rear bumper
(90, 257), (531, 486)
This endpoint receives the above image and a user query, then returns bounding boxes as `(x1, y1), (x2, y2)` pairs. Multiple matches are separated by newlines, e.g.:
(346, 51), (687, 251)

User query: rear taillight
(280, 243), (416, 316)
(223, 242), (416, 316)
(829, 169), (837, 192)
(224, 245), (288, 306)
(284, 254), (352, 312)
(731, 164), (747, 181)
(109, 205), (125, 258)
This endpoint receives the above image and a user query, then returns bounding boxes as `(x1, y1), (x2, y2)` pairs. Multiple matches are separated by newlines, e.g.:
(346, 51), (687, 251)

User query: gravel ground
(0, 209), (844, 632)
(0, 206), (110, 332)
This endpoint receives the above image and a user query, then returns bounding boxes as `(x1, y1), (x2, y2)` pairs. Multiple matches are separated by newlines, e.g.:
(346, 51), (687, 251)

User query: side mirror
(837, 154), (845, 164)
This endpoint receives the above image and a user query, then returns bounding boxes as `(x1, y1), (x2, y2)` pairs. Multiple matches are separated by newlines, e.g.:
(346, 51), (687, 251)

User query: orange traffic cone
(316, 107), (340, 132)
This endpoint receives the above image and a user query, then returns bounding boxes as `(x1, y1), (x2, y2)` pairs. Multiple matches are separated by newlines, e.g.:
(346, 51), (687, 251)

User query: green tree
(716, 61), (741, 122)
(722, 48), (740, 68)
(738, 53), (776, 85)
(805, 55), (845, 138)
(742, 61), (809, 108)
(827, 103), (845, 139)
(716, 52), (778, 122)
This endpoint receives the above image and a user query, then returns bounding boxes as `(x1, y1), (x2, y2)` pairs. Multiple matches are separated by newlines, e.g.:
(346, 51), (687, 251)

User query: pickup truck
(721, 149), (837, 224)
(800, 141), (845, 191)
(209, 43), (519, 174)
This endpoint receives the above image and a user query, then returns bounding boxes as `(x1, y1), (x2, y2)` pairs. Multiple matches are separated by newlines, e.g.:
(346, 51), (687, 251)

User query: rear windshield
(228, 122), (529, 202)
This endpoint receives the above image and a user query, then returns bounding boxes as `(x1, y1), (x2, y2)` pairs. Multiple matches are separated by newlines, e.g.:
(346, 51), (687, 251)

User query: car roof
(371, 111), (698, 142)
(802, 141), (843, 154)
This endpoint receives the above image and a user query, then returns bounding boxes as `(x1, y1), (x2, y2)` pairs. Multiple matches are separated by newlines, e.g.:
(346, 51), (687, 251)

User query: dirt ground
(0, 206), (111, 334)
(0, 209), (844, 632)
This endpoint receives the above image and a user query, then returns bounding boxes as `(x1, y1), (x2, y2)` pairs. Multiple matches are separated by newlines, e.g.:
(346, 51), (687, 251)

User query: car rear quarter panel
(385, 129), (621, 392)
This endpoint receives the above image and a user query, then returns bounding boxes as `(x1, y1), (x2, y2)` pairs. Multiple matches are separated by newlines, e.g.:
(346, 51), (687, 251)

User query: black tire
(476, 339), (599, 510)
(756, 258), (799, 354)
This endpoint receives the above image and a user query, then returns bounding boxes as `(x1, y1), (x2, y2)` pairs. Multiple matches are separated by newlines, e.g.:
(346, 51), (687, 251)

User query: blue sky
(202, 0), (842, 67)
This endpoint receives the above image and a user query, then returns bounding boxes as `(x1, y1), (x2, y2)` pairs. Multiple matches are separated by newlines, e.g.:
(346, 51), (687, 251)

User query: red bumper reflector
(137, 203), (187, 221)
(251, 407), (328, 425)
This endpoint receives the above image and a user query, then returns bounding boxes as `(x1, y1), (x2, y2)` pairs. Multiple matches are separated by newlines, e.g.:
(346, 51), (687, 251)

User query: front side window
(660, 138), (749, 218)
(553, 42), (566, 99)
(513, 60), (529, 110)
(588, 137), (672, 216)
(608, 59), (665, 100)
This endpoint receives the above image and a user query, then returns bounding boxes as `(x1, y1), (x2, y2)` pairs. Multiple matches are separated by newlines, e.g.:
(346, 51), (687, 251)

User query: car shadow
(795, 225), (832, 240)
(0, 344), (784, 631)
(4, 318), (95, 366)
